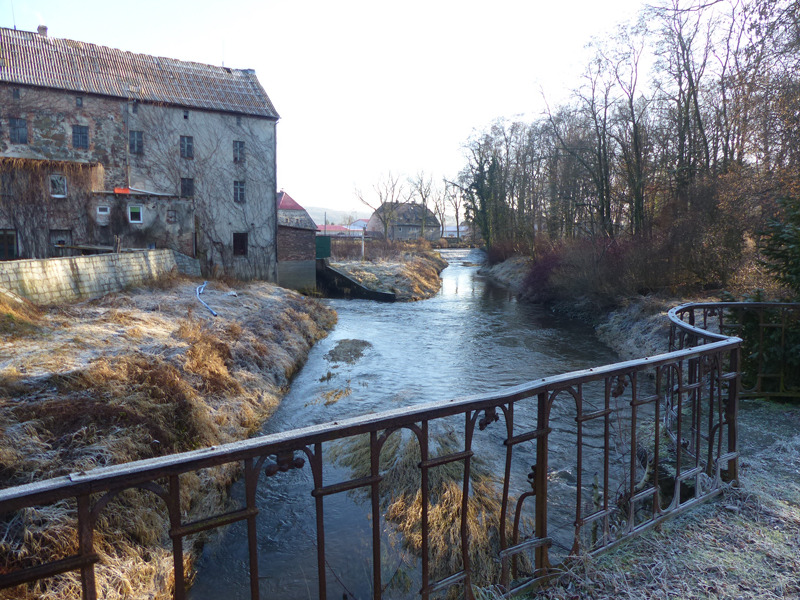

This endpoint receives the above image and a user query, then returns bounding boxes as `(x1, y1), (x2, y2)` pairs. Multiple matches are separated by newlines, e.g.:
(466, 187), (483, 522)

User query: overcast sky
(5, 0), (648, 214)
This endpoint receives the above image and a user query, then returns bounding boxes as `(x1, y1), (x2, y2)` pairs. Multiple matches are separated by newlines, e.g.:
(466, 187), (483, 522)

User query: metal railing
(0, 303), (748, 599)
(670, 302), (800, 399)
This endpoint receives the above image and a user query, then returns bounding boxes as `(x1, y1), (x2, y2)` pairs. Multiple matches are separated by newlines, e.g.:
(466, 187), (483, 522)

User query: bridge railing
(0, 304), (747, 600)
(670, 302), (800, 399)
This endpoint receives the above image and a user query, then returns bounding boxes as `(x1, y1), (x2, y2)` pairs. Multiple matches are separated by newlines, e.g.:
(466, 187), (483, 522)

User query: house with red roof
(0, 26), (279, 280)
(277, 191), (317, 291)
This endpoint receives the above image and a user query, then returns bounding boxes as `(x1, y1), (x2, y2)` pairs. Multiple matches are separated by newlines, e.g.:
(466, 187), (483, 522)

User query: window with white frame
(128, 205), (143, 223)
(234, 180), (246, 203)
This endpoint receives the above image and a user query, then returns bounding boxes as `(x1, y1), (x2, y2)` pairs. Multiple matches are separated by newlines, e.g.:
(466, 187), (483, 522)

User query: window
(233, 232), (248, 256)
(9, 118), (27, 144)
(50, 174), (67, 198)
(131, 101), (138, 114)
(76, 97), (83, 107)
(0, 229), (17, 260)
(183, 110), (189, 120)
(97, 206), (110, 216)
(166, 209), (177, 224)
(180, 177), (195, 198)
(236, 115), (242, 126)
(129, 130), (143, 154)
(12, 88), (20, 100)
(234, 180), (246, 203)
(72, 125), (89, 149)
(128, 205), (143, 223)
(180, 135), (194, 158)
(233, 140), (245, 163)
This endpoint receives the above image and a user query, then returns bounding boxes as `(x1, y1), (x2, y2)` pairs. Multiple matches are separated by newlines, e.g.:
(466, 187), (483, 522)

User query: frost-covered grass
(0, 277), (336, 600)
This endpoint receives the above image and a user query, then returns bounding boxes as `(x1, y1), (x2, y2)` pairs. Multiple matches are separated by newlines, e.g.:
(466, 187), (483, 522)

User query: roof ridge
(0, 27), (279, 119)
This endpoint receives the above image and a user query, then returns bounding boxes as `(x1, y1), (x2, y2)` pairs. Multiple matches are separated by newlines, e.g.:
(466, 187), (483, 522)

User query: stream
(189, 248), (620, 599)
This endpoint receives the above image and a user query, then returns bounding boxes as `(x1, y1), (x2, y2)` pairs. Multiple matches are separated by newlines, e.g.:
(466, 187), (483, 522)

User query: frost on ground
(0, 275), (336, 600)
(332, 251), (448, 301)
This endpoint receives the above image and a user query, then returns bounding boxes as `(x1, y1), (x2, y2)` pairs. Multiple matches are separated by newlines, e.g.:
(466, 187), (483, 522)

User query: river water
(189, 248), (619, 599)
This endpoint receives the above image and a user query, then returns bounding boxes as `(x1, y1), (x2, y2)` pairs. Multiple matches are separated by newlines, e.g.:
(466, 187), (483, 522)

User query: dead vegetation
(0, 277), (336, 599)
(330, 430), (531, 597)
(331, 251), (448, 301)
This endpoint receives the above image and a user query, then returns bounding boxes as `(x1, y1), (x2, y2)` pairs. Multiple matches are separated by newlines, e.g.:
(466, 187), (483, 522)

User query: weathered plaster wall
(0, 250), (200, 305)
(1, 83), (278, 281)
(128, 103), (277, 281)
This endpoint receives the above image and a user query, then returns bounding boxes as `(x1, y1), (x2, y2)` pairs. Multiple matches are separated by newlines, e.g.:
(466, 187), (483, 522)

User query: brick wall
(278, 226), (316, 261)
(0, 250), (200, 305)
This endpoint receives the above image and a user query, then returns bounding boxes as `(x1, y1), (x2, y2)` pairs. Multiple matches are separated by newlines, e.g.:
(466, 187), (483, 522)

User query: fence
(670, 302), (800, 399)
(0, 302), (751, 599)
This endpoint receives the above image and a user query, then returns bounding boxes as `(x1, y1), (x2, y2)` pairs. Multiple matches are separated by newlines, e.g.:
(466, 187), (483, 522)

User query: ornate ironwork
(6, 301), (797, 599)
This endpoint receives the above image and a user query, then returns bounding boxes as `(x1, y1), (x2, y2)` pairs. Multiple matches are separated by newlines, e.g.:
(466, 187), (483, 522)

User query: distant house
(0, 26), (279, 280)
(277, 191), (317, 291)
(347, 219), (370, 235)
(443, 224), (473, 239)
(366, 202), (440, 241)
(316, 224), (350, 236)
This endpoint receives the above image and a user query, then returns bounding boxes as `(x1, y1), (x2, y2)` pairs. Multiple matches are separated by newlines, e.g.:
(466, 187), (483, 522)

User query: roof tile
(0, 27), (278, 119)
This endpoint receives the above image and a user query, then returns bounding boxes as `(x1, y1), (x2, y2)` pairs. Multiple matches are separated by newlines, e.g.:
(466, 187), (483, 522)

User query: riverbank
(0, 275), (336, 600)
(331, 250), (448, 301)
(479, 255), (800, 600)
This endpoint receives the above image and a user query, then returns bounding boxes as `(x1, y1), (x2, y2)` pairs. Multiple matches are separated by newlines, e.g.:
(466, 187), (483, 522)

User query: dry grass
(331, 251), (448, 301)
(331, 430), (531, 597)
(0, 289), (43, 337)
(0, 279), (336, 599)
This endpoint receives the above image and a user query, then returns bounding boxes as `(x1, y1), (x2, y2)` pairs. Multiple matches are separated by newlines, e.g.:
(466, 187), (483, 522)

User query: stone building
(0, 25), (279, 280)
(276, 191), (317, 291)
(366, 202), (441, 241)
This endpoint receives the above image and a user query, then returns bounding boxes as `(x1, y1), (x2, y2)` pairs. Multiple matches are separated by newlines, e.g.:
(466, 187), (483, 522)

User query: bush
(760, 197), (800, 298)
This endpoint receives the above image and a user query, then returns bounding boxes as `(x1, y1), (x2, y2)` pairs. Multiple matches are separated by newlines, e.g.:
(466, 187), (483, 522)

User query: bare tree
(356, 172), (405, 240)
(408, 171), (433, 239)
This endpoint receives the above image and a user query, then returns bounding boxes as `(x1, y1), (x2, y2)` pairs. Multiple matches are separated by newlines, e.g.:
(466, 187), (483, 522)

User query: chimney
(37, 25), (48, 37)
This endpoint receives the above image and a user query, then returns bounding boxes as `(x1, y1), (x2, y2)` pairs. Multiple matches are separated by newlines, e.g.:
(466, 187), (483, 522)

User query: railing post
(77, 494), (97, 600)
(244, 459), (261, 600)
(534, 391), (549, 574)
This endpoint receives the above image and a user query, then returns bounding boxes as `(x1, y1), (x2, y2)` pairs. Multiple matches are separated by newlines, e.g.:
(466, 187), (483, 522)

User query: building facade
(0, 26), (279, 280)
(276, 191), (317, 291)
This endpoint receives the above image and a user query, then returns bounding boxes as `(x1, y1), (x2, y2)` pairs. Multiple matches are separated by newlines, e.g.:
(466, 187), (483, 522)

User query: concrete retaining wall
(0, 250), (201, 305)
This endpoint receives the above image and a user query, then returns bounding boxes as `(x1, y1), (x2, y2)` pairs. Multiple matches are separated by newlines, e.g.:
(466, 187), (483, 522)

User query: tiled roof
(277, 191), (305, 211)
(0, 27), (278, 119)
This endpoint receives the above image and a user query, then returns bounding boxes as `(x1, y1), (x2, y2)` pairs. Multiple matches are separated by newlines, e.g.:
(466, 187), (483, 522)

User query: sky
(4, 0), (649, 215)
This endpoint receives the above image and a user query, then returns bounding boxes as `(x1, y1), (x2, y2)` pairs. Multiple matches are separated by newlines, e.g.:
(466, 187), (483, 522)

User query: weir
(1, 300), (798, 599)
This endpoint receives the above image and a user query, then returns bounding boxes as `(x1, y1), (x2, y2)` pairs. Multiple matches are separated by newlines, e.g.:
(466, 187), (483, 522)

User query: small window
(72, 125), (89, 149)
(0, 229), (17, 260)
(12, 88), (20, 100)
(129, 130), (143, 154)
(97, 205), (110, 215)
(180, 177), (195, 198)
(236, 115), (242, 126)
(180, 135), (194, 158)
(234, 180), (246, 203)
(233, 140), (245, 163)
(233, 232), (248, 256)
(131, 101), (138, 114)
(183, 110), (189, 120)
(9, 117), (27, 144)
(166, 209), (177, 224)
(50, 174), (67, 198)
(76, 97), (83, 107)
(128, 205), (143, 224)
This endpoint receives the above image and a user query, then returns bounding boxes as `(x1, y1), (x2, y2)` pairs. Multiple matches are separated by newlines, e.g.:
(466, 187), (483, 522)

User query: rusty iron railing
(0, 304), (746, 599)
(670, 302), (800, 399)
